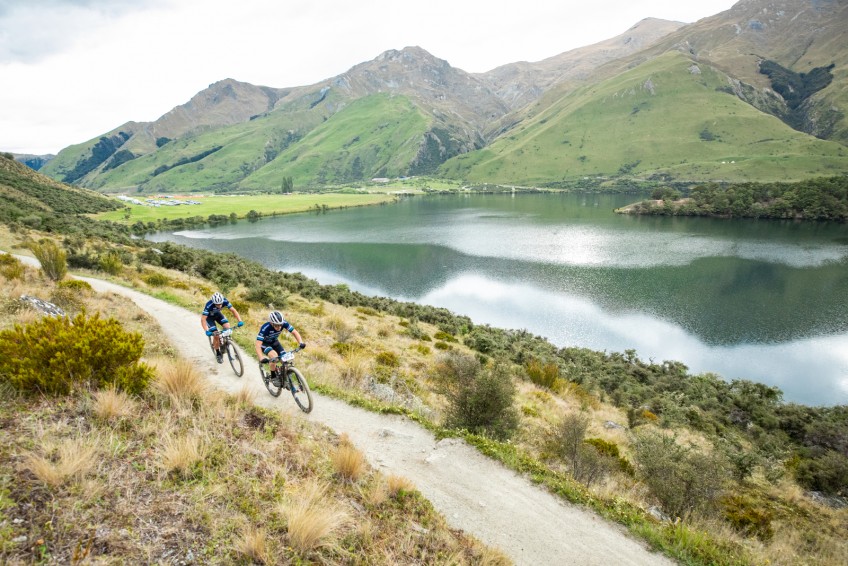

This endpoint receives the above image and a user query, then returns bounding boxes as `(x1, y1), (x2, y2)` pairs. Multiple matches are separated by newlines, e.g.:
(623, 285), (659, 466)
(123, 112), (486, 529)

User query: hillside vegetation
(0, 261), (505, 564)
(439, 52), (848, 184)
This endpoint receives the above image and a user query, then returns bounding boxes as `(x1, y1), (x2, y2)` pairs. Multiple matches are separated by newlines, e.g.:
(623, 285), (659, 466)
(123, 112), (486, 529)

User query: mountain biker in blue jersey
(255, 310), (305, 377)
(201, 291), (243, 363)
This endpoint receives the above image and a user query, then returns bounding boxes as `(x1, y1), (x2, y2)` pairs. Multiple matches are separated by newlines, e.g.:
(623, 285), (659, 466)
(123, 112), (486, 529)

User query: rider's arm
(229, 305), (242, 323)
(255, 339), (266, 360)
(291, 328), (304, 345)
(200, 314), (210, 332)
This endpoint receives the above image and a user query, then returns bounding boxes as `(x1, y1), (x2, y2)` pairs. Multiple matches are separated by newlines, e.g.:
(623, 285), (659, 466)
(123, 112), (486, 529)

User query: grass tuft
(21, 437), (98, 488)
(233, 524), (272, 564)
(92, 387), (136, 421)
(331, 442), (366, 483)
(281, 480), (348, 555)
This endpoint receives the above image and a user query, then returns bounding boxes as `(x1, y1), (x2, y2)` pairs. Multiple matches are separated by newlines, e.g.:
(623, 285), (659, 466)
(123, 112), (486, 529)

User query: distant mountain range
(31, 0), (848, 191)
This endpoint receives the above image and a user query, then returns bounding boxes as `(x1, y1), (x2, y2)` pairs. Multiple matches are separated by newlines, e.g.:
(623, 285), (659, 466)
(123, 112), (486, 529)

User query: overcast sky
(1, 0), (739, 155)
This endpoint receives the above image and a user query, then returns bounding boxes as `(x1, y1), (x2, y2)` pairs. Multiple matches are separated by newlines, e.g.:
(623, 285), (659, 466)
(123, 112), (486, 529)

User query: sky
(1, 0), (739, 155)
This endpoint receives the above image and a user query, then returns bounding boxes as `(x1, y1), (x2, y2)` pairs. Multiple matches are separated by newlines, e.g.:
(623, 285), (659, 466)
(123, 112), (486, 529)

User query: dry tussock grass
(92, 387), (137, 421)
(21, 436), (98, 488)
(331, 441), (366, 483)
(281, 479), (349, 555)
(386, 474), (416, 497)
(151, 358), (208, 406)
(159, 432), (207, 478)
(233, 524), (273, 564)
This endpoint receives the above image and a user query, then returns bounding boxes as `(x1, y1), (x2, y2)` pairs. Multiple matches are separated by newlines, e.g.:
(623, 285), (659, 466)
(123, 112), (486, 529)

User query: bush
(375, 351), (400, 367)
(525, 358), (560, 390)
(720, 494), (774, 541)
(444, 361), (519, 441)
(632, 432), (728, 519)
(30, 239), (67, 281)
(143, 272), (169, 287)
(0, 253), (24, 280)
(98, 251), (123, 275)
(549, 413), (616, 487)
(0, 312), (153, 395)
(794, 450), (848, 495)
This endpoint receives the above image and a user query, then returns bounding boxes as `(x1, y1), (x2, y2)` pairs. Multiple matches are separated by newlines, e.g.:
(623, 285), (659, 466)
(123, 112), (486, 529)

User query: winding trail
(17, 256), (674, 565)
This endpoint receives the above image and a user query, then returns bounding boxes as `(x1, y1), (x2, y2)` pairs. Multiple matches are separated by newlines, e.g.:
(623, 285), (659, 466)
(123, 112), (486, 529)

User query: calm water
(150, 193), (848, 406)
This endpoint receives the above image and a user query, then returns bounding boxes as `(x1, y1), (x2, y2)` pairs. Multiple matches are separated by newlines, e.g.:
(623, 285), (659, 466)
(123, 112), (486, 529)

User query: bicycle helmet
(268, 311), (285, 324)
(211, 292), (224, 304)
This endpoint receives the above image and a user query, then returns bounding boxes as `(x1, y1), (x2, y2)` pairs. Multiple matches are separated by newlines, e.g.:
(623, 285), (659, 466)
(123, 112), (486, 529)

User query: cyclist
(255, 310), (306, 380)
(201, 291), (243, 363)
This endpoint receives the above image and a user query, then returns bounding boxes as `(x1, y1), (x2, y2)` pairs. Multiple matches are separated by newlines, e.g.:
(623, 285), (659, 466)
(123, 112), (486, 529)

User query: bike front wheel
(286, 367), (313, 413)
(225, 341), (243, 377)
(260, 366), (283, 397)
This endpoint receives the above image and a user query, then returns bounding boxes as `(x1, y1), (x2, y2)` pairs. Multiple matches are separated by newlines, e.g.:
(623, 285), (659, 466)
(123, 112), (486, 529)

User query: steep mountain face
(479, 18), (686, 113)
(623, 0), (848, 141)
(38, 0), (848, 191)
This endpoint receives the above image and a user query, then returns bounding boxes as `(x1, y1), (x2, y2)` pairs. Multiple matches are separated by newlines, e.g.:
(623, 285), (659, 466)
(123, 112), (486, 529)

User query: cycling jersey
(202, 298), (233, 317)
(256, 321), (295, 344)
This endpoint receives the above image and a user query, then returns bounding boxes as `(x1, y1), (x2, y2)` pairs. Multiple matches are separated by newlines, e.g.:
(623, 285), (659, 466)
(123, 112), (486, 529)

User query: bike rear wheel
(225, 340), (243, 377)
(286, 367), (313, 413)
(260, 365), (283, 397)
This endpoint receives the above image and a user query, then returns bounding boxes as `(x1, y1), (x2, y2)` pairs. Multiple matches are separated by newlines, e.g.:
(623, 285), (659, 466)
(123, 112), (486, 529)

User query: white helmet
(268, 311), (284, 324)
(211, 292), (224, 304)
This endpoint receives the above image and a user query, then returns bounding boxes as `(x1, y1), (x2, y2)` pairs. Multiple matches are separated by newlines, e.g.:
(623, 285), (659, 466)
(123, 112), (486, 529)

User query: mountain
(38, 0), (848, 191)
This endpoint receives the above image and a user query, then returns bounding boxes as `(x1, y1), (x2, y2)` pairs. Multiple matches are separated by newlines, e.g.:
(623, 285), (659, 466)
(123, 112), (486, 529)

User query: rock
(20, 295), (65, 317)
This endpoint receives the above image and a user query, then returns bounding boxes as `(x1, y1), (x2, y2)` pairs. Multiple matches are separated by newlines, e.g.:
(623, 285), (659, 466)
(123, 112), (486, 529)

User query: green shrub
(632, 432), (728, 519)
(98, 252), (123, 275)
(794, 450), (848, 494)
(434, 341), (451, 350)
(525, 358), (560, 390)
(375, 351), (400, 367)
(720, 494), (774, 541)
(0, 312), (153, 395)
(30, 239), (67, 281)
(0, 253), (24, 280)
(143, 272), (169, 287)
(584, 438), (635, 476)
(444, 361), (519, 441)
(57, 279), (93, 293)
(433, 331), (457, 343)
(548, 413), (616, 487)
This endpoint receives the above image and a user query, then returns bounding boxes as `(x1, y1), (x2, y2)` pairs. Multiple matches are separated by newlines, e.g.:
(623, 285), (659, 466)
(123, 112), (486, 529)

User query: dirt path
(16, 257), (674, 565)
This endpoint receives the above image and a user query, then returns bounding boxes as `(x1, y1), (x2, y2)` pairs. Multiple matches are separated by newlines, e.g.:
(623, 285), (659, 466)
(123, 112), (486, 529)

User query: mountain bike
(259, 347), (313, 413)
(208, 328), (244, 377)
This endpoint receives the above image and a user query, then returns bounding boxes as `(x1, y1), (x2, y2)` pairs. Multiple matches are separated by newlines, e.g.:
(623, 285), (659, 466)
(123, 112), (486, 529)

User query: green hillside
(439, 52), (848, 185)
(239, 94), (431, 189)
(0, 154), (120, 223)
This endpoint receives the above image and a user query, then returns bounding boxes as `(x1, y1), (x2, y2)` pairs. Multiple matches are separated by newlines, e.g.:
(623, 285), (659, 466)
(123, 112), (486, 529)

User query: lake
(149, 192), (848, 406)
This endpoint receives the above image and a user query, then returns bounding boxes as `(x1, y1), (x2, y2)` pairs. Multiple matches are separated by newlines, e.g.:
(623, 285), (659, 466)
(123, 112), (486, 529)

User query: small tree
(30, 239), (67, 281)
(633, 432), (728, 519)
(443, 355), (519, 440)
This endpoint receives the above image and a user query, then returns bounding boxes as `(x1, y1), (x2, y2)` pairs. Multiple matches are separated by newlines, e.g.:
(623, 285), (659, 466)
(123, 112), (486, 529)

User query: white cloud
(0, 0), (739, 154)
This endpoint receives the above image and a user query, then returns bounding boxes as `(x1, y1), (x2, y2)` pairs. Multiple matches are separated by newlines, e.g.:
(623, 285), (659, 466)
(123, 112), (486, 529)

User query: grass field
(96, 192), (398, 223)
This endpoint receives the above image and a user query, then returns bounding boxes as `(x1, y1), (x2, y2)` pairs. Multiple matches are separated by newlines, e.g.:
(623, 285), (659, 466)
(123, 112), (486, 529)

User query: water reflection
(150, 194), (848, 405)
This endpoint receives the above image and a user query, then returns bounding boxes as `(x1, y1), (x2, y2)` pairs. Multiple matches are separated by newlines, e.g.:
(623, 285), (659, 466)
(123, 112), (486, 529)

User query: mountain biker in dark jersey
(255, 310), (305, 376)
(201, 291), (243, 363)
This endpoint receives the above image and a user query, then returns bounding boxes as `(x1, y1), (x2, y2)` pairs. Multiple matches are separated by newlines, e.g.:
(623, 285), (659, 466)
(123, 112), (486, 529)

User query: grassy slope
(96, 193), (397, 223)
(0, 261), (505, 565)
(87, 100), (333, 193)
(239, 93), (431, 189)
(0, 156), (120, 217)
(439, 52), (848, 184)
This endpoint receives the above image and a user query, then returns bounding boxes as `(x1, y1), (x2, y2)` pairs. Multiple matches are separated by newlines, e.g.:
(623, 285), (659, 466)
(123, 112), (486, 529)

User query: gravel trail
(16, 256), (674, 565)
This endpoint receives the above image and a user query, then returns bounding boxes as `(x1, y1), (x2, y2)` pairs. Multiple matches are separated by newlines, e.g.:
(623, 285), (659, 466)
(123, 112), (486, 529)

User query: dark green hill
(0, 154), (121, 225)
